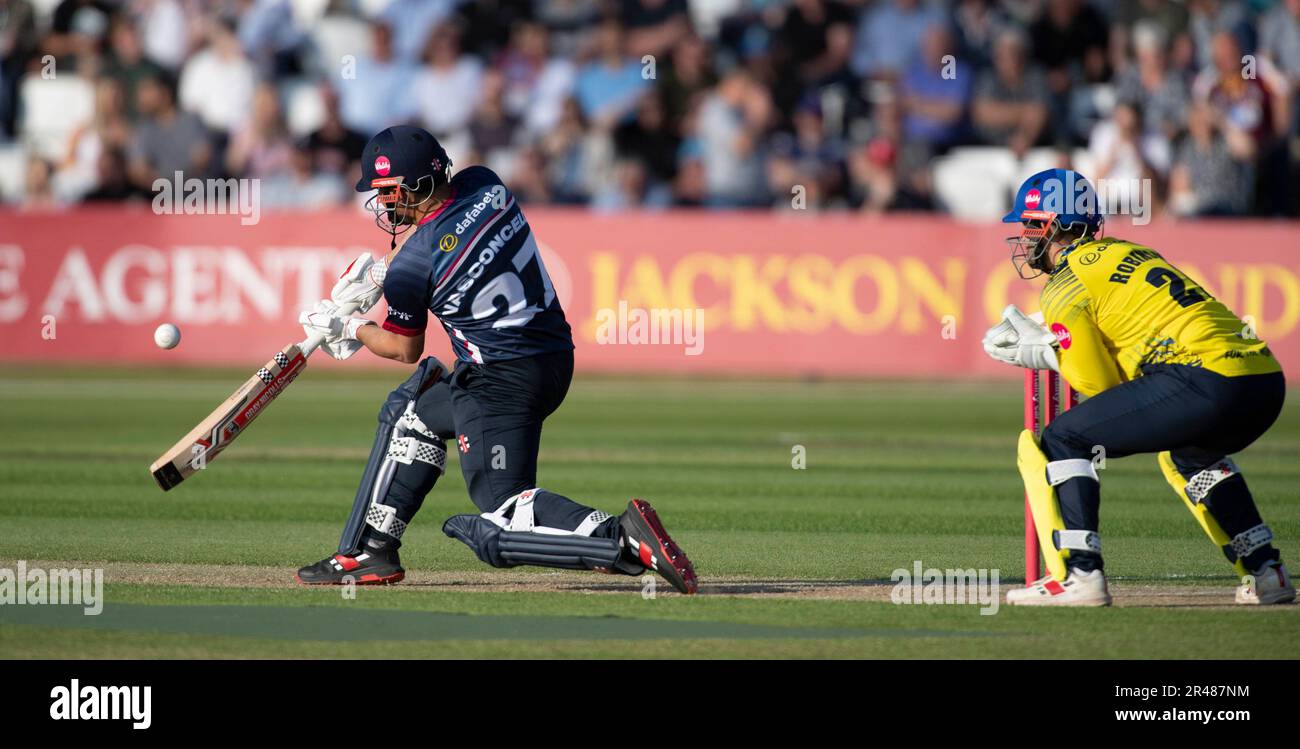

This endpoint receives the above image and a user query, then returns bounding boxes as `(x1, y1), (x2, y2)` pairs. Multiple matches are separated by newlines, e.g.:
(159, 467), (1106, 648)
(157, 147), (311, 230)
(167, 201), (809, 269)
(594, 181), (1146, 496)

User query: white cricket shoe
(1007, 567), (1111, 607)
(1235, 563), (1295, 605)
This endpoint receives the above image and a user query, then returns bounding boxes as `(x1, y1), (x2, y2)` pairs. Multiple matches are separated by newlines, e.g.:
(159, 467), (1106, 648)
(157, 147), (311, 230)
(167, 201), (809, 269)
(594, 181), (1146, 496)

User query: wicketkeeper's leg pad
(1019, 430), (1101, 581)
(1157, 452), (1278, 575)
(442, 488), (623, 571)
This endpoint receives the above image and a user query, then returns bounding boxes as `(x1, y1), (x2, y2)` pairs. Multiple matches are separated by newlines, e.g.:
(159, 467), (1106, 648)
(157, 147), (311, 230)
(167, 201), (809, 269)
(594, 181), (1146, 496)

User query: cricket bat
(149, 301), (363, 491)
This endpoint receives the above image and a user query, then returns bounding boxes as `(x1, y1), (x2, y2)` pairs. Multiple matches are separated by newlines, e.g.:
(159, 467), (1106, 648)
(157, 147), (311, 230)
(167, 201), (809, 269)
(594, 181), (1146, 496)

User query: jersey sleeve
(380, 260), (429, 337)
(1041, 266), (1123, 397)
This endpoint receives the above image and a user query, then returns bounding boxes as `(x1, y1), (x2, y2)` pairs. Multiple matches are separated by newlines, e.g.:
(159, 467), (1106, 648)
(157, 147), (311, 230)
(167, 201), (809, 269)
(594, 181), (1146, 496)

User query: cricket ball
(154, 323), (181, 350)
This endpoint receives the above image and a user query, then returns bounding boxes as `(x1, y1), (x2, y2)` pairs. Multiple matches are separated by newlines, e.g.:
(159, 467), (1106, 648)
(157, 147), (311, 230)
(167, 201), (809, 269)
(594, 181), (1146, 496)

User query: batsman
(983, 168), (1292, 606)
(292, 125), (697, 593)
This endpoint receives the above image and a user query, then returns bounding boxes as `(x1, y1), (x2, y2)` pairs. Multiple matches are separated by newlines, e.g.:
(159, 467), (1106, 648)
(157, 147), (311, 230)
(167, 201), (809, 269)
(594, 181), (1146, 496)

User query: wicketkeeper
(983, 168), (1292, 606)
(293, 125), (697, 593)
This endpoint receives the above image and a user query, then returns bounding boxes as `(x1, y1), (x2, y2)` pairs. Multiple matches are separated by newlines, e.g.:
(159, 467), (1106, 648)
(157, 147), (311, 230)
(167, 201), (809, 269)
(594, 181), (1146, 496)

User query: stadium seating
(932, 147), (1018, 220)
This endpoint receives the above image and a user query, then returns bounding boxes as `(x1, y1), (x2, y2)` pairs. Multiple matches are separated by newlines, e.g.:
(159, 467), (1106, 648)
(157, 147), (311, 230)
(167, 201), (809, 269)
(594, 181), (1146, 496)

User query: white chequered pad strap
(1230, 524), (1272, 559)
(398, 407), (438, 440)
(573, 510), (613, 537)
(1185, 459), (1239, 503)
(1055, 530), (1101, 553)
(366, 503), (408, 539)
(387, 436), (446, 471)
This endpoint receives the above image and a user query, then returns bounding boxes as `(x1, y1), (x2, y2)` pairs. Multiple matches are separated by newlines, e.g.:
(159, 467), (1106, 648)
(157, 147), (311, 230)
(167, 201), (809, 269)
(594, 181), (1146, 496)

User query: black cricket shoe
(620, 499), (698, 594)
(296, 533), (404, 585)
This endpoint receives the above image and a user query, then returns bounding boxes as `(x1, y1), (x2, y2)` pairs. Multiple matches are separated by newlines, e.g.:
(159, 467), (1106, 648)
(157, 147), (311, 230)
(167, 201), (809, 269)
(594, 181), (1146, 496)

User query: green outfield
(1, 365), (1297, 659)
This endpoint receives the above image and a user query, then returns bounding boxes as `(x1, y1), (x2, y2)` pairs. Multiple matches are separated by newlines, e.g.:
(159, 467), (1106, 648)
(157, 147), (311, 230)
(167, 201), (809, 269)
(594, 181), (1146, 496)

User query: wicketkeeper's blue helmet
(1003, 168), (1104, 278)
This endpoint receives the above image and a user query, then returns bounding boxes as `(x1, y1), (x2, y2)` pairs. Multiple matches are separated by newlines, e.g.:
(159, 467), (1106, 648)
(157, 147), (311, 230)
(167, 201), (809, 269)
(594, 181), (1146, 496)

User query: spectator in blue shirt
(381, 0), (460, 63)
(850, 0), (941, 79)
(334, 21), (419, 135)
(574, 19), (650, 128)
(900, 22), (972, 150)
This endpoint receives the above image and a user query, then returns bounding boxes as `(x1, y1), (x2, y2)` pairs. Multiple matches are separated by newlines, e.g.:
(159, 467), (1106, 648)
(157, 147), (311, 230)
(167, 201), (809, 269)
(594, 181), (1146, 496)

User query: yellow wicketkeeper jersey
(1039, 237), (1281, 397)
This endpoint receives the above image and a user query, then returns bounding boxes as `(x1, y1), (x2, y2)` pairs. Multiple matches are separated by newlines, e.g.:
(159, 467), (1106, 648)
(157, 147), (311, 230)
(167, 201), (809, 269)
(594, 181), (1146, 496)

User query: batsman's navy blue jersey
(380, 166), (573, 363)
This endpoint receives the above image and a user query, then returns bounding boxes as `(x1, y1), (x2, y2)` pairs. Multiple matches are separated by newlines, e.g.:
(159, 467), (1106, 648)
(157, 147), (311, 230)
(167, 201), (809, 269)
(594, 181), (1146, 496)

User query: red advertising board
(1, 206), (1297, 378)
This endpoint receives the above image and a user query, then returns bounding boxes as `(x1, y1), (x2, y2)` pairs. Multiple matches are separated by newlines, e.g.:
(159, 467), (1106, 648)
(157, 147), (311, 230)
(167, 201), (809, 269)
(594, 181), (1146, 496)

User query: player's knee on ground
(442, 488), (626, 572)
(495, 486), (616, 535)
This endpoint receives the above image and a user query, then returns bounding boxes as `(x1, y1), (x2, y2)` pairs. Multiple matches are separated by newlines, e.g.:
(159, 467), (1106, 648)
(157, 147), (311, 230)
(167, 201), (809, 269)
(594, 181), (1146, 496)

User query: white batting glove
(982, 304), (1060, 371)
(330, 252), (386, 314)
(299, 300), (375, 361)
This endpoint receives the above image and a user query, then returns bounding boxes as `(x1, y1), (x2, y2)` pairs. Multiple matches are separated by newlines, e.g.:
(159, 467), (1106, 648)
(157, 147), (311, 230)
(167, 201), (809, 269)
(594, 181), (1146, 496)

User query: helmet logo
(1024, 188), (1041, 210)
(375, 156), (392, 176)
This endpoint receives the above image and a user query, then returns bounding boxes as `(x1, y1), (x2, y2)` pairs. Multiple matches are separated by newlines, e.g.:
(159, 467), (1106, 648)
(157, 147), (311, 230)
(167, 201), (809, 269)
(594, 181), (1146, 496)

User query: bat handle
(298, 300), (366, 356)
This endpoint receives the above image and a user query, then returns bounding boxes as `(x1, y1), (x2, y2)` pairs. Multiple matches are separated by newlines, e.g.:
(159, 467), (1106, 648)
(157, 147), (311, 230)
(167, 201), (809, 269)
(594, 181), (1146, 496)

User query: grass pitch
(1, 365), (1297, 658)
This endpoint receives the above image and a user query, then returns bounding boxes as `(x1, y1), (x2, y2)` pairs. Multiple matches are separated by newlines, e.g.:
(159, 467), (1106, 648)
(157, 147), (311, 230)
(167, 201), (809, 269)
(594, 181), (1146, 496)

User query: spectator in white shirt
(138, 0), (188, 71)
(179, 16), (256, 133)
(414, 24), (483, 136)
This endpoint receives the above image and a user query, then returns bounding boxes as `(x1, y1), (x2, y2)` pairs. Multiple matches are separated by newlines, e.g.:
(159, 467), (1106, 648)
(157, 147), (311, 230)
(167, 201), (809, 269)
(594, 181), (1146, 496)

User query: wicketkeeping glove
(299, 299), (376, 361)
(981, 304), (1059, 372)
(330, 252), (386, 314)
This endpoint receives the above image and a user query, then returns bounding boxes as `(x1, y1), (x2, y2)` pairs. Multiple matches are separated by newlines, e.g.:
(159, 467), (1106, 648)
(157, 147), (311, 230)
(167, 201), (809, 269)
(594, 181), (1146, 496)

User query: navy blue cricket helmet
(1004, 168), (1104, 279)
(357, 125), (453, 239)
(356, 124), (451, 193)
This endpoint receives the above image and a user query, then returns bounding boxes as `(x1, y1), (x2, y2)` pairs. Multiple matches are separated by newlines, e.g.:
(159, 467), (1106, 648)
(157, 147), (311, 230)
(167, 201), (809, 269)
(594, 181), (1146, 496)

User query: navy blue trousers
(1040, 364), (1285, 572)
(339, 349), (614, 554)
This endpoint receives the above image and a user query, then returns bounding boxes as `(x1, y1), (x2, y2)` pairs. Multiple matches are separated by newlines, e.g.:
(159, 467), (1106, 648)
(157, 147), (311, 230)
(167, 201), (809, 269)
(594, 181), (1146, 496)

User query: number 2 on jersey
(470, 234), (558, 328)
(1145, 267), (1206, 308)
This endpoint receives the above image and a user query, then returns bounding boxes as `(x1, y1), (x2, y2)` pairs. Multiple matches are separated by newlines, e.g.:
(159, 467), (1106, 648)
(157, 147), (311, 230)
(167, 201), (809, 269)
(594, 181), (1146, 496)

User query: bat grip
(298, 300), (365, 356)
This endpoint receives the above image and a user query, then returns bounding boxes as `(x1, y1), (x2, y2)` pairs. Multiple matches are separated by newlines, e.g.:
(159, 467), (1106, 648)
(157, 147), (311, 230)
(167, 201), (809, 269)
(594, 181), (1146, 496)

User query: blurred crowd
(1, 0), (1297, 216)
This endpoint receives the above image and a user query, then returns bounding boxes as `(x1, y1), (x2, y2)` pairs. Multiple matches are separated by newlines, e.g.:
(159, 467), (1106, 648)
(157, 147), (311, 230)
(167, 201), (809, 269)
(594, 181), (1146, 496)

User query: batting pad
(442, 514), (622, 571)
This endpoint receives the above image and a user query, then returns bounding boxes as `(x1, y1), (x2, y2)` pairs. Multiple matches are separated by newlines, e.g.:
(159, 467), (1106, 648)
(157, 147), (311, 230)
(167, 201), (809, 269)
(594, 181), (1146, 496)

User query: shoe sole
(1236, 591), (1296, 605)
(1236, 568), (1296, 604)
(622, 499), (698, 595)
(1006, 594), (1111, 607)
(1007, 585), (1112, 606)
(295, 570), (405, 586)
